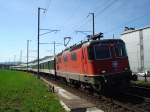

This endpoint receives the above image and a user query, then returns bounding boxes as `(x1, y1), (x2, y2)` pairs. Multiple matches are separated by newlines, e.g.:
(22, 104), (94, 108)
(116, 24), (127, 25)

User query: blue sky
(0, 0), (150, 63)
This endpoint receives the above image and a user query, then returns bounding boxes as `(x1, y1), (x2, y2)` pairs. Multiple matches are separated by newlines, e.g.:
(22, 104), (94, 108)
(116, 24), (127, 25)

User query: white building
(120, 26), (150, 73)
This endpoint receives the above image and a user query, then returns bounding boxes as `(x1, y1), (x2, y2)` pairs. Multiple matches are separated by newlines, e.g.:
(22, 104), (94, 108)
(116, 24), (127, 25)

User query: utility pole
(9, 58), (10, 65)
(54, 41), (56, 56)
(37, 7), (46, 79)
(14, 55), (16, 65)
(37, 7), (40, 79)
(27, 40), (31, 71)
(20, 50), (22, 64)
(113, 34), (114, 39)
(88, 13), (95, 36)
(39, 41), (63, 79)
(53, 41), (57, 79)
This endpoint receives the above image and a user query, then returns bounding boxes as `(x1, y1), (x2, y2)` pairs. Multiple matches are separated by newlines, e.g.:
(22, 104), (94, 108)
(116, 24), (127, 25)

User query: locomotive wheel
(93, 83), (104, 94)
(69, 79), (81, 89)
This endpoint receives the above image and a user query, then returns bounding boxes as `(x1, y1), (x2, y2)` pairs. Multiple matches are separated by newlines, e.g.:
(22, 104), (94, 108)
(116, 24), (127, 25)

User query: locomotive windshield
(94, 45), (111, 59)
(115, 43), (127, 57)
(88, 40), (127, 60)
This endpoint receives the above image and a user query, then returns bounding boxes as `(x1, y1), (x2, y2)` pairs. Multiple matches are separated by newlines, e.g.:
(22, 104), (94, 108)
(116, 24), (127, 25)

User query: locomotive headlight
(104, 79), (107, 83)
(101, 70), (106, 74)
(124, 67), (128, 70)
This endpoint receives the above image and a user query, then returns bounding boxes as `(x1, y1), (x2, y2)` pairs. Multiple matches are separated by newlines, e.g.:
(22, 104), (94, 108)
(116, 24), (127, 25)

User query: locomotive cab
(86, 39), (132, 91)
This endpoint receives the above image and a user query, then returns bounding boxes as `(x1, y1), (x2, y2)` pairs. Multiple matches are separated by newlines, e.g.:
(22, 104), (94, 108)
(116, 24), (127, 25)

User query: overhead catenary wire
(61, 1), (82, 28)
(41, 0), (52, 15)
(104, 11), (150, 35)
(40, 0), (52, 22)
(95, 0), (119, 17)
(63, 0), (102, 29)
(68, 0), (119, 37)
(45, 0), (51, 13)
(63, 0), (100, 31)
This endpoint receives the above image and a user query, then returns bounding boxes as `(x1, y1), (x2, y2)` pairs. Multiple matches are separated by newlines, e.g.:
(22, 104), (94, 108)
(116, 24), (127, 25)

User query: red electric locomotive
(56, 33), (132, 92)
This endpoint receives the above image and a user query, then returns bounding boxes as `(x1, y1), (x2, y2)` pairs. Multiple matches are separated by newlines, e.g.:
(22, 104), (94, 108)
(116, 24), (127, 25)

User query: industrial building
(121, 26), (150, 73)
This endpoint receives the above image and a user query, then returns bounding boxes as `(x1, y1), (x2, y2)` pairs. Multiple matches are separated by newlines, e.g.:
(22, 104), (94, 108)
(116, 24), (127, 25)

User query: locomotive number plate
(112, 61), (118, 68)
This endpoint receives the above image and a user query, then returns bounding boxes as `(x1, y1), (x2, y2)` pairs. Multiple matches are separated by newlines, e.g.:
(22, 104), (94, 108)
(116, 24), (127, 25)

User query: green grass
(0, 69), (65, 112)
(131, 79), (150, 87)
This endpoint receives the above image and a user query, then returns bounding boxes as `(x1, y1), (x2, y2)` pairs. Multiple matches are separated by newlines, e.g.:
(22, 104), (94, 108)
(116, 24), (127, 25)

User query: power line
(40, 0), (52, 20)
(45, 0), (52, 13)
(61, 2), (82, 28)
(104, 11), (150, 35)
(83, 0), (119, 26)
(92, 0), (110, 12)
(95, 0), (119, 17)
(63, 0), (100, 32)
(75, 30), (92, 35)
(69, 0), (119, 37)
(71, 15), (91, 32)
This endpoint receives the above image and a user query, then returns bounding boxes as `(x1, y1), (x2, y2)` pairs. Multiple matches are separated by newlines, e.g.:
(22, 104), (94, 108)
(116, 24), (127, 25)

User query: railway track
(75, 89), (150, 112)
(113, 92), (150, 112)
(127, 85), (150, 98)
(40, 74), (150, 112)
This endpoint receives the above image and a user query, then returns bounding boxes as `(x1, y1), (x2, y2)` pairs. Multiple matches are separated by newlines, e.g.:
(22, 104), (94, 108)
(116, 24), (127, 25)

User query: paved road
(138, 76), (150, 80)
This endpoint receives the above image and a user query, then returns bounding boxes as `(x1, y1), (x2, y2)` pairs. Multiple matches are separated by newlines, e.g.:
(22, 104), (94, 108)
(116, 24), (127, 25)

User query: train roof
(39, 56), (54, 64)
(10, 56), (54, 68)
(57, 39), (124, 56)
(28, 56), (54, 65)
(88, 39), (125, 46)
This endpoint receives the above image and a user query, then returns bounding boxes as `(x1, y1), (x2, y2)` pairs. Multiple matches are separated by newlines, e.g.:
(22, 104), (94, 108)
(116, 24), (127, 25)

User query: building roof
(121, 25), (150, 35)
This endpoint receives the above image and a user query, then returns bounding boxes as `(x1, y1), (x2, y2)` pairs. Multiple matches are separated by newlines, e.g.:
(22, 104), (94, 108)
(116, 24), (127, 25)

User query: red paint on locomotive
(56, 38), (132, 90)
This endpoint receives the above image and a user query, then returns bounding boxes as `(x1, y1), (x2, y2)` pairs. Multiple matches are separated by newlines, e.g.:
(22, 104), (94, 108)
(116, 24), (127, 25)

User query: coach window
(42, 63), (44, 69)
(63, 55), (67, 62)
(48, 61), (50, 68)
(46, 62), (48, 69)
(71, 52), (77, 61)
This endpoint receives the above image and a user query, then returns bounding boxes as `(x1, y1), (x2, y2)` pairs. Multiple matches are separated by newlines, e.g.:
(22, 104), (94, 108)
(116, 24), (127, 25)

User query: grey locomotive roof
(57, 39), (124, 56)
(88, 39), (124, 45)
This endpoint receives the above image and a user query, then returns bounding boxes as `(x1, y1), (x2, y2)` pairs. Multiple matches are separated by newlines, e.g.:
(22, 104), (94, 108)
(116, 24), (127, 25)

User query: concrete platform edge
(41, 77), (104, 112)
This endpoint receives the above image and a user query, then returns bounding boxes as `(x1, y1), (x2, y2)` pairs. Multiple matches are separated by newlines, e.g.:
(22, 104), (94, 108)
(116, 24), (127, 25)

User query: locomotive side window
(115, 44), (127, 57)
(63, 54), (67, 62)
(94, 45), (111, 59)
(88, 46), (95, 60)
(71, 52), (77, 61)
(58, 57), (61, 63)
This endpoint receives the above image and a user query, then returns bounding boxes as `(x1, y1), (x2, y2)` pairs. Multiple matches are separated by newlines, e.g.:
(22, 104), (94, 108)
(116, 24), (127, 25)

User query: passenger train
(11, 33), (132, 92)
